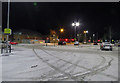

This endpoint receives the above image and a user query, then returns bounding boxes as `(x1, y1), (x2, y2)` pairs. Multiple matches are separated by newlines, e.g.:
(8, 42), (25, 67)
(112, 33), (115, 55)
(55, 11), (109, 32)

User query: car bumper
(102, 47), (112, 50)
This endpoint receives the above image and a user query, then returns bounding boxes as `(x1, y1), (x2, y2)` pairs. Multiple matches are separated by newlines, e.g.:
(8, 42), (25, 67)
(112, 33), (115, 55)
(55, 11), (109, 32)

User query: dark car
(58, 41), (66, 45)
(93, 41), (98, 45)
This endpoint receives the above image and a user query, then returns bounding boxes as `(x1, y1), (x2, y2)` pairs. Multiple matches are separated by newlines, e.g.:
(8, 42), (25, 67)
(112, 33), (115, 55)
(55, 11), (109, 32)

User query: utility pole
(97, 32), (98, 41)
(93, 34), (95, 43)
(109, 26), (111, 43)
(6, 0), (10, 53)
(75, 26), (76, 40)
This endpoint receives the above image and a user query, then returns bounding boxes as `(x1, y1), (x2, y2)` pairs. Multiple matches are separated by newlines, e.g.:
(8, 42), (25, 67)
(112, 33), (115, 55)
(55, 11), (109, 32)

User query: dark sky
(2, 2), (120, 39)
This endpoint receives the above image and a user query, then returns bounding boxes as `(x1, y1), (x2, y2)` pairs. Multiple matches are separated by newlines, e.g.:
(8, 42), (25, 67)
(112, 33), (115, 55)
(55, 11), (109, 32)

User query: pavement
(1, 44), (119, 81)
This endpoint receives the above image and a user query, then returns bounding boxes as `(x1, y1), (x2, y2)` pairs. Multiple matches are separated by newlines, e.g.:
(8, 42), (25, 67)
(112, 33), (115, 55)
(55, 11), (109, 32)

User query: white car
(100, 42), (112, 51)
(74, 41), (79, 45)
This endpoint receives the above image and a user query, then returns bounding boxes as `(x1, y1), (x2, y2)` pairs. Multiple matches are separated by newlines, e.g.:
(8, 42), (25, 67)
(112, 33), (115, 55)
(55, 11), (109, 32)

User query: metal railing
(1, 42), (11, 54)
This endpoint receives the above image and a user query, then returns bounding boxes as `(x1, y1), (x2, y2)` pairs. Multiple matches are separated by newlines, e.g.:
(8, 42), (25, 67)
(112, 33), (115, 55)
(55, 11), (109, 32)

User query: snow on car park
(1, 44), (118, 81)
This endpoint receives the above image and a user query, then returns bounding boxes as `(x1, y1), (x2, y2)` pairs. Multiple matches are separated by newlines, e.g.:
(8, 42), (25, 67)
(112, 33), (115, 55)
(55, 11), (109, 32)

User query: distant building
(49, 29), (58, 43)
(1, 29), (43, 43)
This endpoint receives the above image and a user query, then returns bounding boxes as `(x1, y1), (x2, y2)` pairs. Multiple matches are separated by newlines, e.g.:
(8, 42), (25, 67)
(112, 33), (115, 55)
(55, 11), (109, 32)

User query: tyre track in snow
(33, 46), (116, 81)
(33, 48), (78, 81)
(17, 45), (117, 80)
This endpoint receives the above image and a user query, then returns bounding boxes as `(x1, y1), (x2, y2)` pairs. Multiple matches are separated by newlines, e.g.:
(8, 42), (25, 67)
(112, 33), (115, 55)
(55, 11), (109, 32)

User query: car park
(100, 42), (112, 51)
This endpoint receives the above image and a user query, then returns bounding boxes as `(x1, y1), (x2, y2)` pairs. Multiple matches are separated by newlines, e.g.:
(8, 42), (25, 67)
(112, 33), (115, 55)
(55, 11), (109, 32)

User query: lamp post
(6, 0), (11, 53)
(84, 30), (88, 43)
(93, 34), (95, 43)
(72, 22), (80, 41)
(60, 28), (64, 39)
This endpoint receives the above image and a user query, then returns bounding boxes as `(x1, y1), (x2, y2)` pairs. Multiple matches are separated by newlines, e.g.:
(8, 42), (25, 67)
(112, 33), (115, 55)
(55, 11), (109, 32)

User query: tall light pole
(93, 34), (95, 43)
(84, 30), (88, 43)
(72, 22), (80, 41)
(109, 26), (111, 43)
(6, 0), (10, 53)
(60, 28), (64, 39)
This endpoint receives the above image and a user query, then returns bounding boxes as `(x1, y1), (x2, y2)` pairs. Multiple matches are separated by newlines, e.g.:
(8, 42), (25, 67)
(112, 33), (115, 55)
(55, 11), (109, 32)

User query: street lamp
(60, 28), (64, 39)
(93, 34), (95, 43)
(60, 28), (64, 33)
(84, 30), (88, 43)
(6, 0), (11, 53)
(72, 22), (80, 41)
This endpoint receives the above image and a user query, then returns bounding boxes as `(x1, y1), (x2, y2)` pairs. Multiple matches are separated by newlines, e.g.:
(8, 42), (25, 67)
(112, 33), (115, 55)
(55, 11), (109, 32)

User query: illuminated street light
(6, 0), (11, 53)
(72, 22), (80, 41)
(86, 31), (88, 33)
(60, 28), (64, 33)
(84, 30), (88, 43)
(72, 23), (75, 26)
(84, 30), (88, 34)
(60, 28), (64, 39)
(76, 22), (80, 26)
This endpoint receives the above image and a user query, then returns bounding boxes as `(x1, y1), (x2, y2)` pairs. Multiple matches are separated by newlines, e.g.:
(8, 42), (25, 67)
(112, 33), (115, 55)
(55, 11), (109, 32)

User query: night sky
(2, 2), (120, 39)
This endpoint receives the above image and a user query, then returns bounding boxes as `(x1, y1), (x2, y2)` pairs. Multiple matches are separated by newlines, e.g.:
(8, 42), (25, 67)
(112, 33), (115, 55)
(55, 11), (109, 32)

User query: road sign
(4, 28), (11, 35)
(74, 38), (76, 40)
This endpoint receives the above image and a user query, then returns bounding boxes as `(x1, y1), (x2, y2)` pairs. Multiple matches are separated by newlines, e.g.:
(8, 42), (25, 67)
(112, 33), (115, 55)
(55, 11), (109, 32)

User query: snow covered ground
(1, 44), (118, 81)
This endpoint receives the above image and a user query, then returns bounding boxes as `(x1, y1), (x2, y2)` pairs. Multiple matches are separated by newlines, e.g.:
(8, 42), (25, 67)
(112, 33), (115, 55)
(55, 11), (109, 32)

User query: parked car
(58, 41), (66, 45)
(74, 41), (79, 45)
(9, 41), (18, 45)
(83, 41), (87, 44)
(93, 41), (98, 45)
(100, 42), (112, 51)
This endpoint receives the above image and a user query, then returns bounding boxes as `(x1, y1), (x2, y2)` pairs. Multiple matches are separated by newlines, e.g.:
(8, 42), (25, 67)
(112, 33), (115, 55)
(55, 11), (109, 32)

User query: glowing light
(88, 40), (91, 42)
(76, 22), (80, 26)
(46, 38), (49, 40)
(72, 23), (75, 26)
(84, 31), (88, 33)
(65, 39), (68, 41)
(60, 28), (64, 32)
(84, 31), (86, 33)
(98, 40), (100, 42)
(72, 22), (80, 26)
(71, 39), (74, 41)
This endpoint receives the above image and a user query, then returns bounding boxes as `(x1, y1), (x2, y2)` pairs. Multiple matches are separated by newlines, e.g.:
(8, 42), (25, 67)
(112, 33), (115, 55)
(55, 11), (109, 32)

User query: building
(49, 29), (58, 43)
(1, 29), (43, 44)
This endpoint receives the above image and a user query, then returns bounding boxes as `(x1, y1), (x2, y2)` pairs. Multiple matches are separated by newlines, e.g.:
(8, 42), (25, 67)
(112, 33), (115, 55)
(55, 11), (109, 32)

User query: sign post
(4, 28), (12, 53)
(5, 0), (11, 54)
(4, 28), (11, 35)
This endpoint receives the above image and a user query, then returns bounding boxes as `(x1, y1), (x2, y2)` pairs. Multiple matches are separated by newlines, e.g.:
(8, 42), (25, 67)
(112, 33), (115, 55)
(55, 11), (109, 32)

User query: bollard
(1, 46), (3, 54)
(8, 45), (11, 53)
